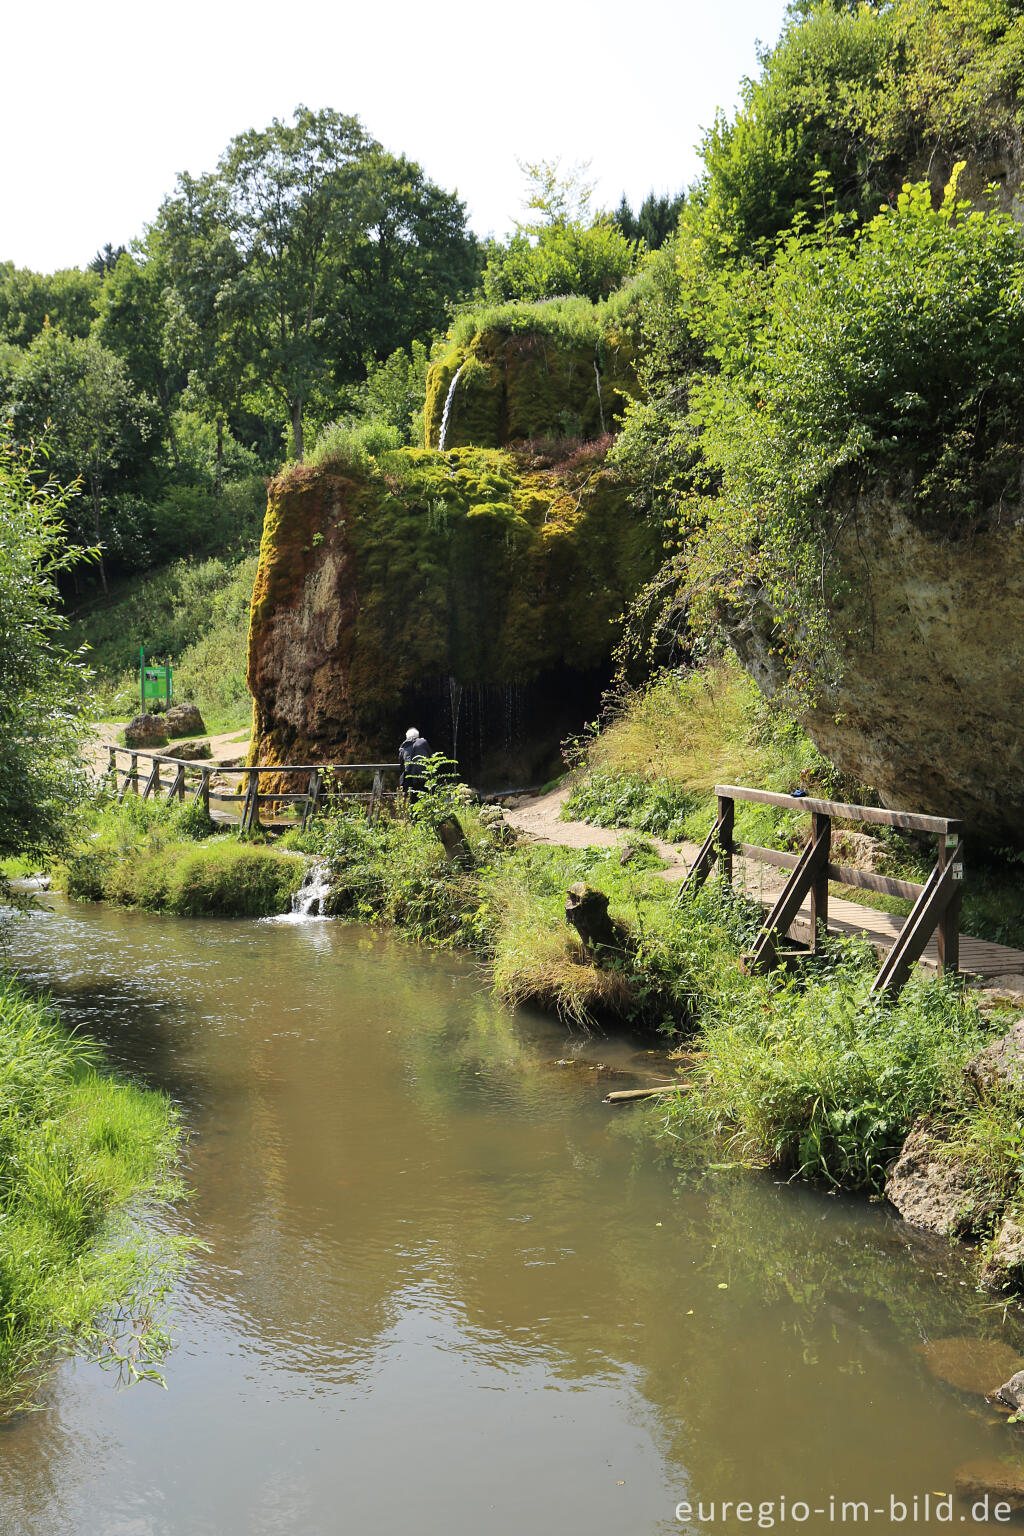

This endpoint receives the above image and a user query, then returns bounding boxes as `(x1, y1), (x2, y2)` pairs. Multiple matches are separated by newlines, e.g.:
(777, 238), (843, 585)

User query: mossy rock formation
(247, 445), (658, 777)
(424, 323), (637, 450)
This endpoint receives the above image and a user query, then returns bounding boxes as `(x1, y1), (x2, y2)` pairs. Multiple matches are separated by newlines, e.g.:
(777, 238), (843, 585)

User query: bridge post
(936, 832), (963, 977)
(716, 794), (734, 886)
(809, 812), (831, 951)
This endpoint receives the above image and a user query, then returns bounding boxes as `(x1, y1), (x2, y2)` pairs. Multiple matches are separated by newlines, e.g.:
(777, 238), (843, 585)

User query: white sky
(3, 0), (789, 273)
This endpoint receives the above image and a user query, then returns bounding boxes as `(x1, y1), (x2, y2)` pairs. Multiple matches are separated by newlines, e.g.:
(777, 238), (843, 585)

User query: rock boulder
(165, 703), (206, 738)
(884, 1124), (996, 1237)
(124, 713), (169, 749)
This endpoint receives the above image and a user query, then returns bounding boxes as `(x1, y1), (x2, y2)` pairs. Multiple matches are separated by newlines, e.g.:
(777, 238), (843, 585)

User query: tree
(0, 435), (91, 859)
(613, 190), (686, 250)
(93, 251), (185, 468)
(0, 264), (102, 347)
(482, 158), (637, 304)
(4, 330), (154, 589)
(155, 106), (478, 460)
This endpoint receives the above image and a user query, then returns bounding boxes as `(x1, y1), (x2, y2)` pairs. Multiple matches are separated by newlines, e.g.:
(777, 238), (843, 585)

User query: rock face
(727, 492), (1024, 842)
(124, 713), (169, 749)
(884, 1124), (995, 1237)
(246, 448), (658, 776)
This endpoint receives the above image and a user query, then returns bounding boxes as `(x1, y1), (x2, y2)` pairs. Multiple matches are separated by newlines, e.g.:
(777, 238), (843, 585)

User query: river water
(1, 897), (1022, 1534)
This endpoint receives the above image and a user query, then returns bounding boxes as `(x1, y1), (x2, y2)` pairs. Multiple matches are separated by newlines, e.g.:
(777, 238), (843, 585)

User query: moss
(424, 323), (638, 449)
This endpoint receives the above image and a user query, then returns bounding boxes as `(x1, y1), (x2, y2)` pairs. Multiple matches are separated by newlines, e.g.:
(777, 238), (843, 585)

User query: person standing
(398, 727), (430, 799)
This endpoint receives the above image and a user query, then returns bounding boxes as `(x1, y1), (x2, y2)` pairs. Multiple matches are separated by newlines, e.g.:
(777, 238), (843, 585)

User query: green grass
(68, 552), (258, 733)
(60, 795), (303, 918)
(0, 972), (186, 1402)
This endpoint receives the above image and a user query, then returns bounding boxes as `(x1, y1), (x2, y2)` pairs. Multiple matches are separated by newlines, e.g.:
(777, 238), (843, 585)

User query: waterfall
(448, 674), (464, 762)
(594, 357), (606, 435)
(286, 861), (332, 919)
(437, 363), (466, 452)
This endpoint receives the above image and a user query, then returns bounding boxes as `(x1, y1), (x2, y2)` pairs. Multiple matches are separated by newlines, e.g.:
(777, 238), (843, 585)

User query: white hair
(406, 727), (419, 740)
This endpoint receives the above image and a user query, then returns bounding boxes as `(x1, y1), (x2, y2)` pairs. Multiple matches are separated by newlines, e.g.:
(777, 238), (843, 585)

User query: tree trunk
(158, 383), (180, 469)
(215, 415), (224, 494)
(290, 399), (304, 462)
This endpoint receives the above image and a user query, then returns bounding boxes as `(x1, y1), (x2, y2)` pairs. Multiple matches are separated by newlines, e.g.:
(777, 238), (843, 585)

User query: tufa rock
(884, 1124), (996, 1238)
(124, 713), (169, 749)
(246, 453), (658, 773)
(981, 1219), (1024, 1294)
(165, 702), (206, 738)
(965, 1022), (1024, 1093)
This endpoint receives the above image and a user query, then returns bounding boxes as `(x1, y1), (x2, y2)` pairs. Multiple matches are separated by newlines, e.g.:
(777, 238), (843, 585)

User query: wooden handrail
(680, 783), (965, 999)
(107, 746), (401, 773)
(715, 783), (961, 836)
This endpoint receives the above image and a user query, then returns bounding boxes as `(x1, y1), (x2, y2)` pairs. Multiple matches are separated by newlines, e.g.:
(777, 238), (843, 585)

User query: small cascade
(289, 861), (332, 919)
(437, 363), (466, 452)
(594, 356), (606, 435)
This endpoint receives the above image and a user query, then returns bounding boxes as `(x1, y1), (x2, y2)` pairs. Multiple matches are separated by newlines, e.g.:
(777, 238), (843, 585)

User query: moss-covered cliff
(247, 443), (658, 775)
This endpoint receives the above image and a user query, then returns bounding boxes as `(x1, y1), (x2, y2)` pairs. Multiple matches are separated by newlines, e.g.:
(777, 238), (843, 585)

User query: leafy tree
(155, 106), (478, 460)
(0, 435), (91, 859)
(689, 176), (1024, 684)
(0, 264), (102, 347)
(482, 158), (637, 304)
(93, 251), (185, 467)
(4, 330), (154, 588)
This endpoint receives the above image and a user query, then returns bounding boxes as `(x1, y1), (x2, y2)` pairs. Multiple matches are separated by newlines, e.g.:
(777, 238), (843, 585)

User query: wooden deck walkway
(780, 888), (1024, 984)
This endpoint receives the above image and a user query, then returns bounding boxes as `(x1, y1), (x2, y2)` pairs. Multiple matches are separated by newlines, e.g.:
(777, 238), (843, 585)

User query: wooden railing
(679, 784), (964, 1000)
(106, 747), (402, 833)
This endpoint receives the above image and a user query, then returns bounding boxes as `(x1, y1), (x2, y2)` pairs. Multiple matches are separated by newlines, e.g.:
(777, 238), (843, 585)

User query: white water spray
(437, 363), (466, 452)
(286, 861), (332, 920)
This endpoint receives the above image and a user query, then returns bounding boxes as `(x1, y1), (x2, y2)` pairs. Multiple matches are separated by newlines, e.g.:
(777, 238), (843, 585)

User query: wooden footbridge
(681, 784), (1024, 998)
(106, 746), (401, 830)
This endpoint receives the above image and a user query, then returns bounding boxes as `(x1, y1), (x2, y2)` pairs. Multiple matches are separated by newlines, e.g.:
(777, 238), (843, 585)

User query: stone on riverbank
(954, 1460), (1024, 1513)
(168, 740), (212, 761)
(981, 1219), (1024, 1294)
(966, 1022), (1024, 1092)
(884, 1124), (996, 1237)
(990, 1368), (1024, 1412)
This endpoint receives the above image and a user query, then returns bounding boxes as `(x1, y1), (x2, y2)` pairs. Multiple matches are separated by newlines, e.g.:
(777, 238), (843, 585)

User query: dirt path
(85, 723), (251, 778)
(503, 785), (698, 882)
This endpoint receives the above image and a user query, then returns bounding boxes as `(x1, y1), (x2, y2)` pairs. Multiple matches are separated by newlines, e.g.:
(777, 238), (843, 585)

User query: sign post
(140, 647), (173, 713)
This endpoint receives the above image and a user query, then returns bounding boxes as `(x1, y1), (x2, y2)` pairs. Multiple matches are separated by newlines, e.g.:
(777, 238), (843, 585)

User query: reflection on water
(0, 899), (1021, 1535)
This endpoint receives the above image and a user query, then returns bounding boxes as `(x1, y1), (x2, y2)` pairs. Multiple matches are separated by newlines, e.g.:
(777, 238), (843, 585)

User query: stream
(0, 897), (1021, 1534)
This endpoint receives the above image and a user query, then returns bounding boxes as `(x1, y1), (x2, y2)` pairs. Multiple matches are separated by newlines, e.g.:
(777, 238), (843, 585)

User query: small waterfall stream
(437, 363), (466, 452)
(282, 861), (332, 920)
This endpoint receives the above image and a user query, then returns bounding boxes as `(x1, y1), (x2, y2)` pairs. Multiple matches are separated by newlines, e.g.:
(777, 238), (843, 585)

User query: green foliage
(68, 551), (258, 726)
(689, 177), (1024, 688)
(482, 223), (637, 306)
(613, 189), (686, 250)
(61, 797), (303, 916)
(670, 933), (987, 1190)
(565, 658), (839, 843)
(0, 971), (185, 1399)
(0, 437), (92, 860)
(0, 263), (102, 347)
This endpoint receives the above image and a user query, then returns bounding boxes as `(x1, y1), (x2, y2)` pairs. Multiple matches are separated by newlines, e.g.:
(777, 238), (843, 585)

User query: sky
(3, 0), (790, 273)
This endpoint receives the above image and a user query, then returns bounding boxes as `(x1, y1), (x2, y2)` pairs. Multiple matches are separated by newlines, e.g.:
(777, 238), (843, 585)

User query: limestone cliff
(246, 445), (658, 777)
(726, 492), (1024, 841)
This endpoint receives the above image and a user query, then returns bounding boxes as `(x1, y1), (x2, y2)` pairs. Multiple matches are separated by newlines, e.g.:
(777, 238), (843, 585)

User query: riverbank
(51, 695), (1024, 1303)
(0, 962), (186, 1405)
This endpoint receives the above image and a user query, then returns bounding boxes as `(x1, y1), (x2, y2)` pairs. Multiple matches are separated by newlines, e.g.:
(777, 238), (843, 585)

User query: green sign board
(140, 646), (172, 712)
